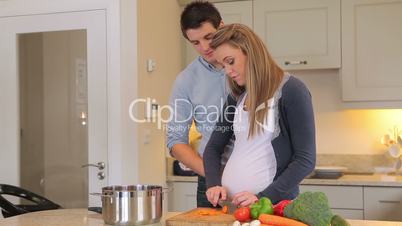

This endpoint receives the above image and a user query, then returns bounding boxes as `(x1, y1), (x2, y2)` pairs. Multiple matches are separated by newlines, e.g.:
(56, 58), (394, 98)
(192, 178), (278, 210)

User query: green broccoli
(284, 191), (333, 226)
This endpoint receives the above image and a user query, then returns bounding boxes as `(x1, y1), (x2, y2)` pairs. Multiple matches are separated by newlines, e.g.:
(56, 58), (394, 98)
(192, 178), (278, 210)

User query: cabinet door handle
(379, 200), (400, 204)
(284, 60), (308, 65)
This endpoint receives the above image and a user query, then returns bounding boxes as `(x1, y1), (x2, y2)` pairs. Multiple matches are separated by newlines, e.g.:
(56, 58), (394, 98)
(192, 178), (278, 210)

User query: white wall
(136, 0), (182, 186)
(294, 69), (402, 155)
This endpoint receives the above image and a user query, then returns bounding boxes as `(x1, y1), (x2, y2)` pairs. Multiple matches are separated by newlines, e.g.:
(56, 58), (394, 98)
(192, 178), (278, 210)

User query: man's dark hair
(180, 1), (222, 40)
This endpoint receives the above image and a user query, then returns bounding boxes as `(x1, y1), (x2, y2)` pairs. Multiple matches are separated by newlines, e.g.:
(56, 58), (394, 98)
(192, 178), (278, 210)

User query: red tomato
(233, 207), (251, 222)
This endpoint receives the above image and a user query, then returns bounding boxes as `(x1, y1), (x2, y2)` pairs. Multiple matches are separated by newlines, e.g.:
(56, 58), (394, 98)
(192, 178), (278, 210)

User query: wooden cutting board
(165, 208), (235, 226)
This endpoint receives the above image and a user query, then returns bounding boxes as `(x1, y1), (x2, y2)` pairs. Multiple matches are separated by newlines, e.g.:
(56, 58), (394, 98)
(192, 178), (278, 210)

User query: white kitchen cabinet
(300, 185), (364, 219)
(167, 181), (197, 212)
(183, 0), (253, 66)
(215, 0), (253, 27)
(341, 0), (402, 101)
(253, 0), (341, 70)
(364, 187), (402, 221)
(167, 182), (402, 220)
(332, 209), (364, 220)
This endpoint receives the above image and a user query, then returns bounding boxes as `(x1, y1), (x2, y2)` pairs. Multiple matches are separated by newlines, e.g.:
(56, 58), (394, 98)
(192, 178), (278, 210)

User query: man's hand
(232, 191), (258, 207)
(206, 186), (228, 207)
(171, 143), (204, 176)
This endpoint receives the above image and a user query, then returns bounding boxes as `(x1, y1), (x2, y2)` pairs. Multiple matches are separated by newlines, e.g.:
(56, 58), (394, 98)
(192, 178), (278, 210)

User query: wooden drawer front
(300, 185), (363, 209)
(364, 187), (402, 221)
(332, 209), (363, 220)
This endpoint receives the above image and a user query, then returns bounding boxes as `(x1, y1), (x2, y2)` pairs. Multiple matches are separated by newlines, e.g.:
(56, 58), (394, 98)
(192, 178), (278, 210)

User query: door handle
(81, 162), (105, 170)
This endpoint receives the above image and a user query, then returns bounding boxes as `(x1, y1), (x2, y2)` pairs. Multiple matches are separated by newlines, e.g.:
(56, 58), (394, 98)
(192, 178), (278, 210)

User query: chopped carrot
(222, 205), (228, 214)
(196, 209), (221, 216)
(259, 214), (307, 226)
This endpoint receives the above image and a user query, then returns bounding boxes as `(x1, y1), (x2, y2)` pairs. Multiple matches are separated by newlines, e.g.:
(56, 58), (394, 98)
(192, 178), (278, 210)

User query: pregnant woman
(203, 24), (316, 206)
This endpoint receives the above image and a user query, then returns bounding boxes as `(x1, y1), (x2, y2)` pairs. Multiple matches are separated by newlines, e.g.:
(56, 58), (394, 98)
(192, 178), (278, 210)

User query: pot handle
(162, 187), (173, 193)
(161, 187), (173, 200)
(89, 192), (113, 197)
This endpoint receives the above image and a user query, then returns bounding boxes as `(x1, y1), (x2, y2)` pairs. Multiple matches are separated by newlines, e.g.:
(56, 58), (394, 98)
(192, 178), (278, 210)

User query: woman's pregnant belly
(221, 141), (277, 197)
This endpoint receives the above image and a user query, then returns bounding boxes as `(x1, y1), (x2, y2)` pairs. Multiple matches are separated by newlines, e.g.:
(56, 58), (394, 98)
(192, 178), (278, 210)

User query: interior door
(0, 10), (108, 207)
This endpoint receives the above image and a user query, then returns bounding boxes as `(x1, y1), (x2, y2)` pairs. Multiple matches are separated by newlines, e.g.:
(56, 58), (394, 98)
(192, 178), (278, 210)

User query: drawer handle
(284, 60), (307, 65)
(379, 200), (400, 204)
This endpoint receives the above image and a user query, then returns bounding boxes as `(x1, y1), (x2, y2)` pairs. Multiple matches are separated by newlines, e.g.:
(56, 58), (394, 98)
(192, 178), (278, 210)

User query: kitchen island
(1, 209), (402, 226)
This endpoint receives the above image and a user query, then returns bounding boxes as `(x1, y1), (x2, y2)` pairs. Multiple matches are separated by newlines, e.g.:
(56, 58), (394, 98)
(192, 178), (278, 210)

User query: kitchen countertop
(0, 209), (179, 226)
(167, 173), (402, 187)
(1, 209), (402, 226)
(302, 173), (402, 186)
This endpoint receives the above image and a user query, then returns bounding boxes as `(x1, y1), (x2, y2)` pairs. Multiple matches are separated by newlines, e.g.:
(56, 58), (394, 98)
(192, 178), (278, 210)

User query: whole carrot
(259, 214), (307, 226)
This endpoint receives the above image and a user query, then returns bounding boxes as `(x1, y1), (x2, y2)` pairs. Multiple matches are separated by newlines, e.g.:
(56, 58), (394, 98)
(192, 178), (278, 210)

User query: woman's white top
(221, 94), (277, 197)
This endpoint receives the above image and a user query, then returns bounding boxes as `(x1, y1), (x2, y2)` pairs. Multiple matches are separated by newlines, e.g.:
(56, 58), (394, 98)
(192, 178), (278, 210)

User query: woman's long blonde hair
(210, 23), (284, 138)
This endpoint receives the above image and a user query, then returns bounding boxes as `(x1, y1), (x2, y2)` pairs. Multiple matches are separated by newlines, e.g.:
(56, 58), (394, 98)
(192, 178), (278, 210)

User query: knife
(218, 199), (237, 214)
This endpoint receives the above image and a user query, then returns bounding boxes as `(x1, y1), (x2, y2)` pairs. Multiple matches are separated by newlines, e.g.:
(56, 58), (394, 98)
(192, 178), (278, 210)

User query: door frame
(0, 0), (130, 192)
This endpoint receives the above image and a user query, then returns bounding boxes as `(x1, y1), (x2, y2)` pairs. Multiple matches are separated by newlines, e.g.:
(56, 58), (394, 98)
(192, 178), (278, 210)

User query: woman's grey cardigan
(203, 76), (316, 204)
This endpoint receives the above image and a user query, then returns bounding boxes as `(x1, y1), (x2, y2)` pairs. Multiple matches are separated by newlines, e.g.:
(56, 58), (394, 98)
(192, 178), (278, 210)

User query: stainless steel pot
(99, 185), (163, 226)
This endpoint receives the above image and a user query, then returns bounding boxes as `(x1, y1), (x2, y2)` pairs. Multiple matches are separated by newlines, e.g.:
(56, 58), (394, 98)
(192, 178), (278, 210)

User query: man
(166, 1), (232, 207)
